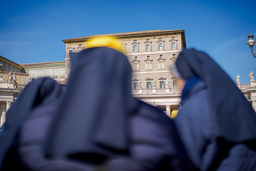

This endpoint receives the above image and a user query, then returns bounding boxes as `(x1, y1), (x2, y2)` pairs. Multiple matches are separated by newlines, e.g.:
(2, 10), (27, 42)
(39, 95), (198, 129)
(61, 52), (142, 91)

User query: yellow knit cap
(170, 110), (178, 119)
(84, 36), (124, 54)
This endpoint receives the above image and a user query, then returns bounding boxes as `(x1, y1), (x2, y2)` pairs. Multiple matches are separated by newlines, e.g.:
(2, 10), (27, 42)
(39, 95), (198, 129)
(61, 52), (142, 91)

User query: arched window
(171, 42), (177, 50)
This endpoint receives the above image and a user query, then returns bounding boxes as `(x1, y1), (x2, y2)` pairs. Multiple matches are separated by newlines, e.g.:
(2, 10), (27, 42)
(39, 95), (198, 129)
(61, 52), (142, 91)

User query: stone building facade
(22, 61), (66, 84)
(237, 72), (256, 111)
(3, 30), (255, 125)
(0, 56), (29, 127)
(62, 30), (186, 116)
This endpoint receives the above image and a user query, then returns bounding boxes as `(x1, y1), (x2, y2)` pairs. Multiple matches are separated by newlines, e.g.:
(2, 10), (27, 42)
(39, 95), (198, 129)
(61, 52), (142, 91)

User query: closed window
(145, 61), (152, 70)
(133, 45), (139, 52)
(134, 83), (139, 89)
(158, 43), (164, 51)
(146, 82), (152, 89)
(160, 81), (165, 89)
(158, 61), (165, 69)
(133, 62), (139, 70)
(173, 81), (177, 88)
(145, 44), (151, 51)
(171, 42), (177, 50)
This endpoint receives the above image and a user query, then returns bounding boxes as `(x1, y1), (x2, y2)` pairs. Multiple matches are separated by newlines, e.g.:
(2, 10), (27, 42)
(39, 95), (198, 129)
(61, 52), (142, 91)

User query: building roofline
(22, 61), (65, 68)
(62, 29), (186, 48)
(0, 56), (24, 70)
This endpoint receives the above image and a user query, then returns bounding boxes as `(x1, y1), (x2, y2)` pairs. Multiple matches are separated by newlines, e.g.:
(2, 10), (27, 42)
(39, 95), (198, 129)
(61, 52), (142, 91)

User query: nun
(0, 78), (92, 170)
(170, 49), (256, 171)
(43, 37), (196, 171)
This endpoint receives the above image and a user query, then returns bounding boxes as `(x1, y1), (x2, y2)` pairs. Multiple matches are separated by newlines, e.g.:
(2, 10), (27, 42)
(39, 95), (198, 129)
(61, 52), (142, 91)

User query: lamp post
(247, 33), (256, 57)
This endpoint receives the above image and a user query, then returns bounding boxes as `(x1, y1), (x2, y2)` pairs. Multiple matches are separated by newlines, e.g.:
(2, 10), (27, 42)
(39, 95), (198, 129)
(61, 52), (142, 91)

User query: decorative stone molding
(145, 77), (153, 81)
(132, 56), (140, 62)
(158, 77), (166, 80)
(169, 38), (178, 42)
(156, 39), (165, 43)
(144, 40), (152, 44)
(131, 41), (140, 45)
(157, 55), (166, 61)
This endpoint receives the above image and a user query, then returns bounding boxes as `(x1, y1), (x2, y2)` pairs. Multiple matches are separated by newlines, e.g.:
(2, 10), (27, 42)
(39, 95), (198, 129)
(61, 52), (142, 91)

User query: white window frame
(134, 82), (139, 89)
(146, 82), (152, 89)
(133, 62), (139, 70)
(158, 42), (164, 51)
(160, 81), (165, 89)
(133, 44), (139, 52)
(145, 44), (152, 52)
(171, 42), (177, 50)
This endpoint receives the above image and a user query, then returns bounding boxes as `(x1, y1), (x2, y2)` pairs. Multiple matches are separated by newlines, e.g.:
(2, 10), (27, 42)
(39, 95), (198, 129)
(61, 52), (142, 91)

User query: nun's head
(170, 50), (197, 91)
(170, 58), (187, 91)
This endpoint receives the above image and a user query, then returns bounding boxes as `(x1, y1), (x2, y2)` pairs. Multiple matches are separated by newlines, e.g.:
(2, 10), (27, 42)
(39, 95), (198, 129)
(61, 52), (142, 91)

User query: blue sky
(0, 0), (256, 83)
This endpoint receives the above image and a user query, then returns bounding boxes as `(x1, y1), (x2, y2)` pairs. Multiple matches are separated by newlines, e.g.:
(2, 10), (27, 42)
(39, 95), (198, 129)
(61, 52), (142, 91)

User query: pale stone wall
(62, 30), (185, 117)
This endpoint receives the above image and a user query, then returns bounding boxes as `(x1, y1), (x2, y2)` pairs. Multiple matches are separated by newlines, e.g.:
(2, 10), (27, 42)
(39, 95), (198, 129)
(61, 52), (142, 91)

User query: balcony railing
(132, 88), (181, 95)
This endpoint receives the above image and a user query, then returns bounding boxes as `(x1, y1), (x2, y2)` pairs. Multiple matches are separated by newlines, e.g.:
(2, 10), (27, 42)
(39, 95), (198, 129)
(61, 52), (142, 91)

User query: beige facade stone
(62, 30), (186, 116)
(0, 56), (27, 126)
(2, 30), (256, 125)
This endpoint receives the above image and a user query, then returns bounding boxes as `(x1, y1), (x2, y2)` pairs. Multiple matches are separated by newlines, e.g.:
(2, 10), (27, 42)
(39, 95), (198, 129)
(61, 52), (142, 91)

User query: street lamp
(247, 33), (256, 57)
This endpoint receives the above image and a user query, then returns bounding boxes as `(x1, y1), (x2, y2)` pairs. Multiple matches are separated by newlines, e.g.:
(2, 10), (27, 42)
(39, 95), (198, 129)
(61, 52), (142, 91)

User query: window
(147, 55), (150, 59)
(160, 81), (165, 89)
(145, 61), (152, 70)
(22, 77), (27, 85)
(133, 44), (139, 52)
(158, 61), (165, 69)
(145, 44), (151, 51)
(133, 62), (139, 70)
(158, 42), (164, 51)
(173, 81), (177, 88)
(171, 42), (177, 50)
(134, 83), (139, 89)
(146, 82), (152, 89)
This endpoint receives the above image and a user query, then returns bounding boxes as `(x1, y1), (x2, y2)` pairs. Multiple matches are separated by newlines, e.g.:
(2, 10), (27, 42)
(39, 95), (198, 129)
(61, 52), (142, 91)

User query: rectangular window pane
(133, 45), (139, 52)
(173, 81), (177, 88)
(171, 42), (177, 50)
(134, 83), (139, 89)
(146, 82), (152, 89)
(145, 44), (151, 51)
(133, 63), (139, 70)
(158, 43), (164, 51)
(158, 61), (165, 69)
(160, 81), (165, 88)
(145, 62), (151, 70)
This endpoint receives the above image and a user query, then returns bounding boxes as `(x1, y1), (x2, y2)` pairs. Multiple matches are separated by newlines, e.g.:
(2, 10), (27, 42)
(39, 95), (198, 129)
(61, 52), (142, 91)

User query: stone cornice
(62, 30), (186, 47)
(22, 61), (65, 68)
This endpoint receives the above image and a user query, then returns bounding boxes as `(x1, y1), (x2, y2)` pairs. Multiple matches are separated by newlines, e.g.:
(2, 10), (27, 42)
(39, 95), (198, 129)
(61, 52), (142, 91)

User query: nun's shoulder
(136, 100), (173, 125)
